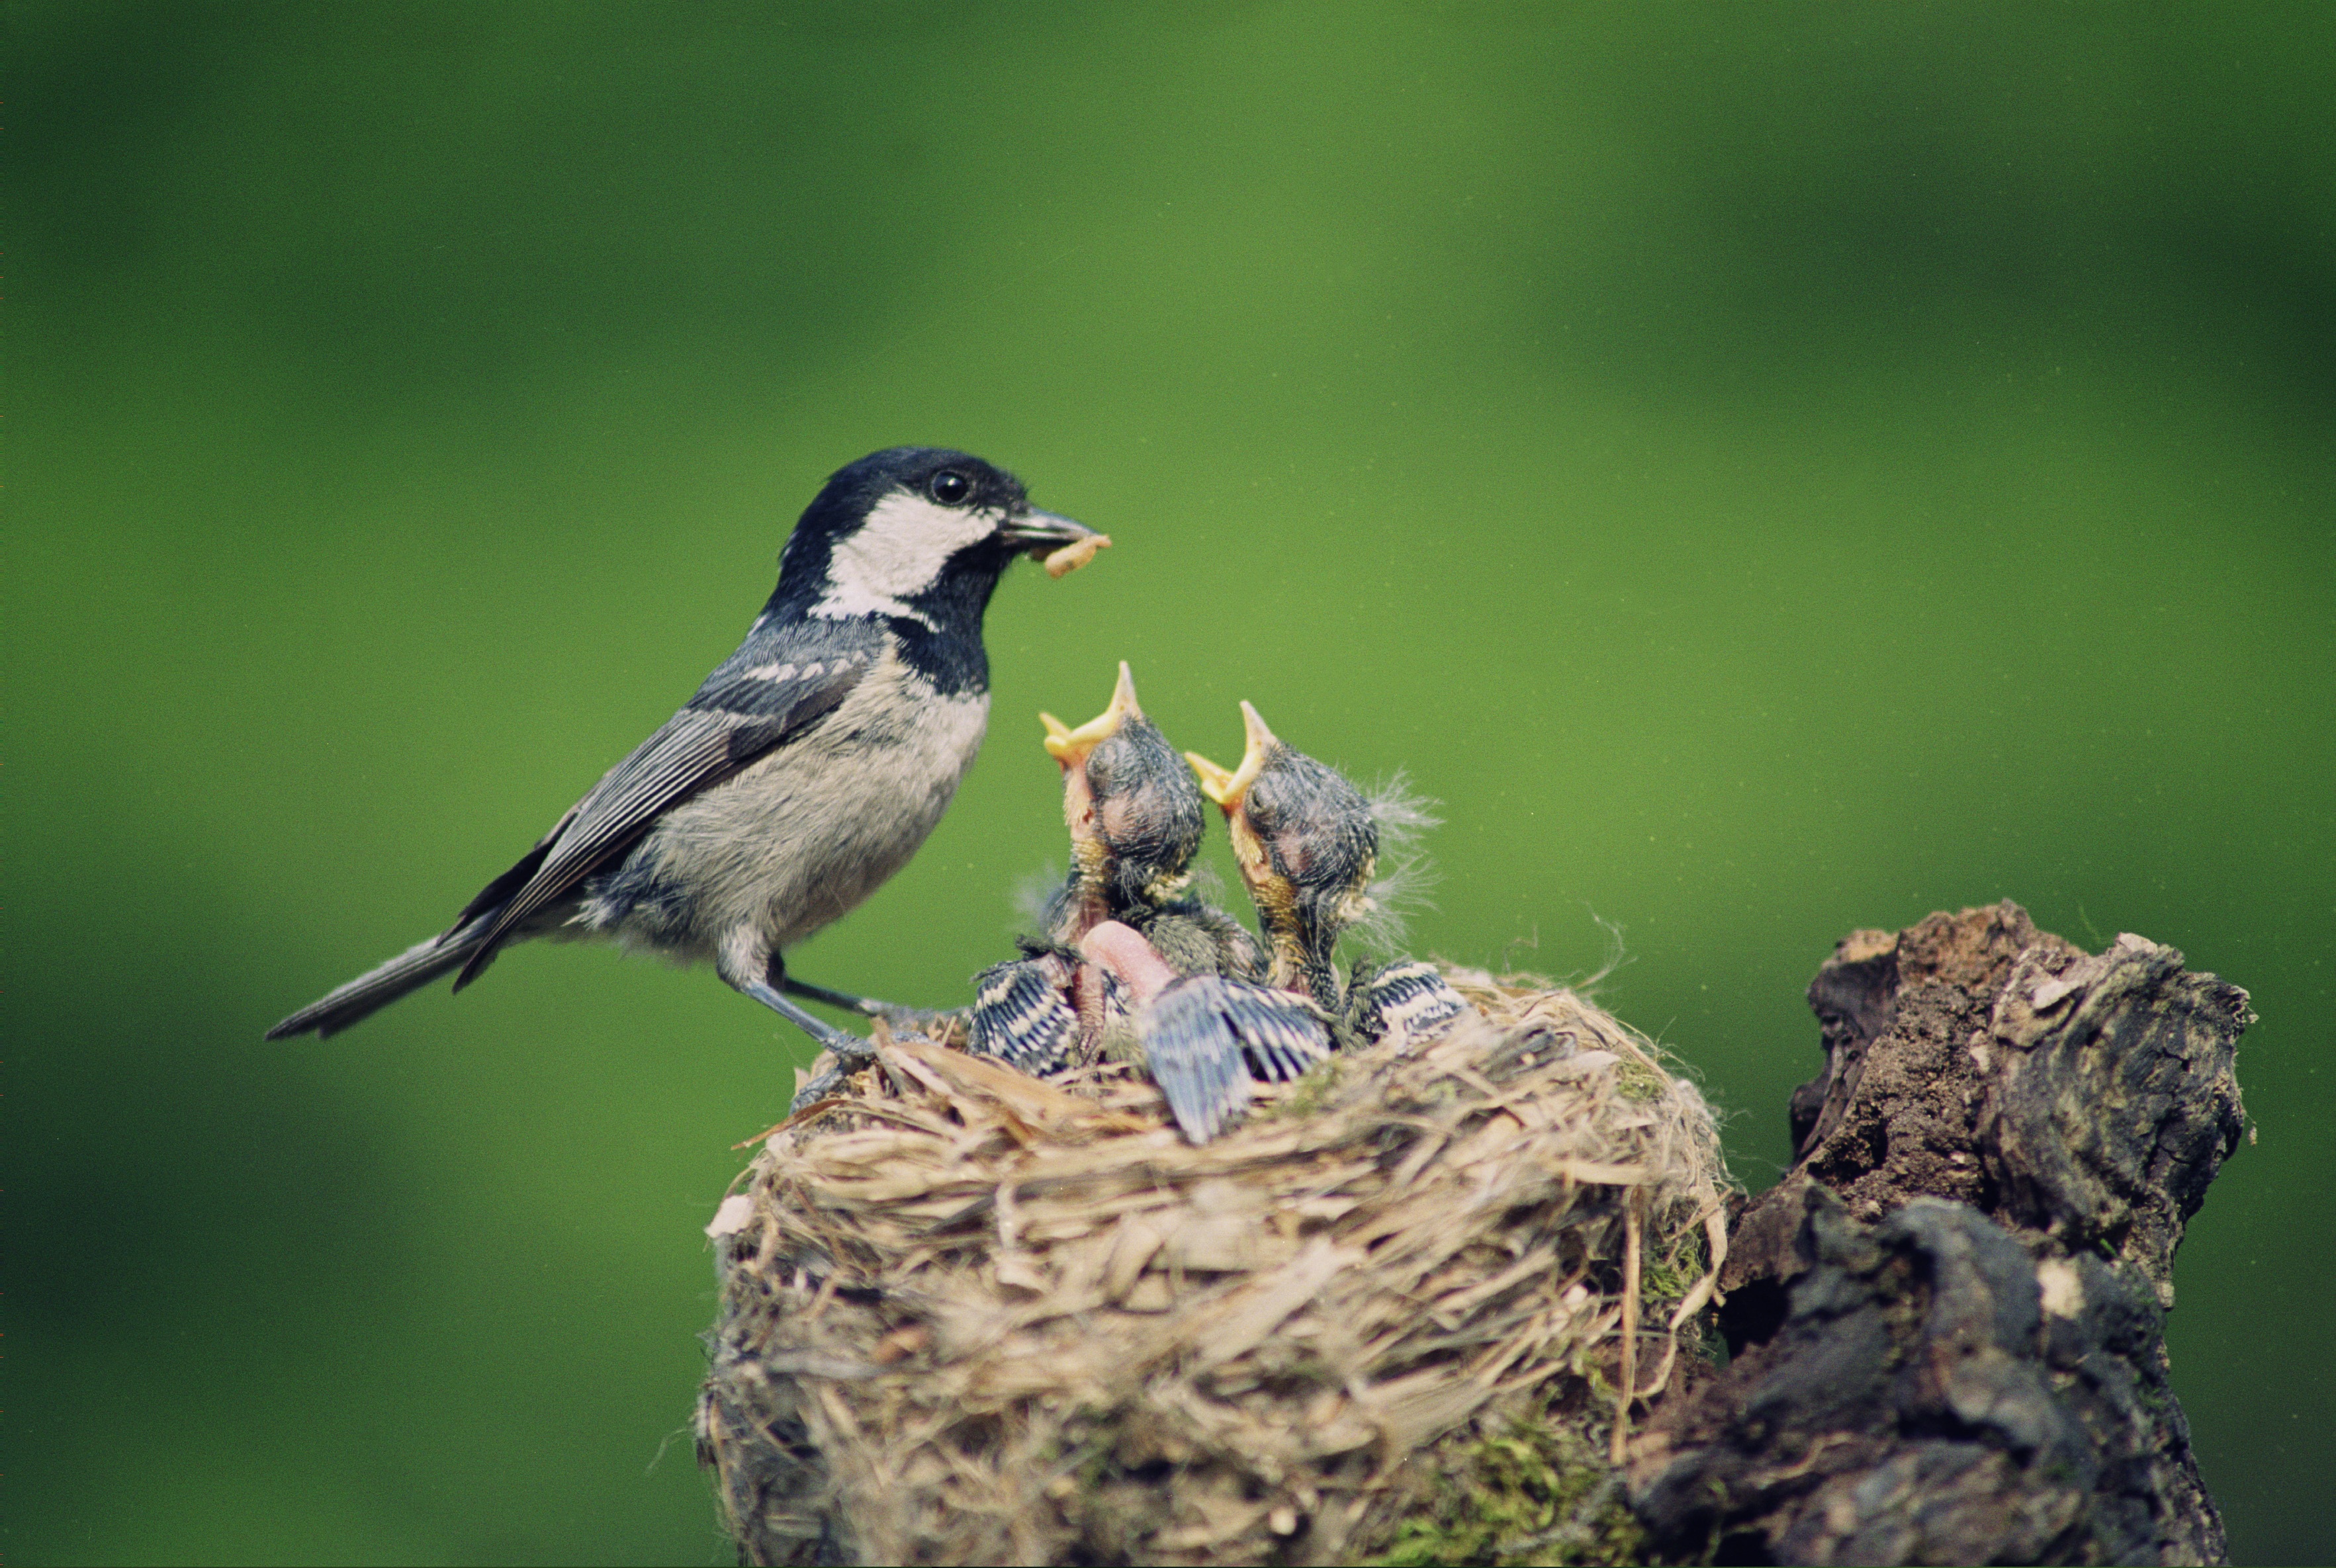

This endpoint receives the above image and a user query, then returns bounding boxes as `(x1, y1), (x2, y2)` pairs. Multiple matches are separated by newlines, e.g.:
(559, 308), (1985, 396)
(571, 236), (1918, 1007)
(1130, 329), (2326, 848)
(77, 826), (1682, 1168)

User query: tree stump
(1629, 902), (2249, 1566)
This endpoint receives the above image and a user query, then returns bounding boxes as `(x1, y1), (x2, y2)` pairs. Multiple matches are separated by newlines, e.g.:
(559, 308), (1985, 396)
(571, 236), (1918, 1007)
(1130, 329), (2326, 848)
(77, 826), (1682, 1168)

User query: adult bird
(267, 447), (1108, 1069)
(1187, 701), (1469, 1052)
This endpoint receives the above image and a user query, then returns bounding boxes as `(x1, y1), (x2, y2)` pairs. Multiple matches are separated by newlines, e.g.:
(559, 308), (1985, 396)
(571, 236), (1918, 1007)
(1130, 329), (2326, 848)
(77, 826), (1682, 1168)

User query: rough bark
(1631, 902), (2250, 1567)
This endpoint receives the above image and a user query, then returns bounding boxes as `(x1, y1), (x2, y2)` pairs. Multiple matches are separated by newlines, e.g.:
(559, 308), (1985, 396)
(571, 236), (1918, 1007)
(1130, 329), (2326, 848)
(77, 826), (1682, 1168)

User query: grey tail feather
(265, 926), (494, 1041)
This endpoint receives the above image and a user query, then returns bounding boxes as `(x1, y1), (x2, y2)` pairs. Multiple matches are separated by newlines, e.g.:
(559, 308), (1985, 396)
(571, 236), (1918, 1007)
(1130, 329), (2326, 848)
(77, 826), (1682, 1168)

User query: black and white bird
(1187, 702), (1469, 1052)
(267, 447), (1108, 1069)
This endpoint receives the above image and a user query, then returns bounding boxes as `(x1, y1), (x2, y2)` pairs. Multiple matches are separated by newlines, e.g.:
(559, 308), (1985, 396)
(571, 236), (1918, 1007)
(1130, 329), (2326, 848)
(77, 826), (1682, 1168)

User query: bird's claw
(790, 1039), (879, 1113)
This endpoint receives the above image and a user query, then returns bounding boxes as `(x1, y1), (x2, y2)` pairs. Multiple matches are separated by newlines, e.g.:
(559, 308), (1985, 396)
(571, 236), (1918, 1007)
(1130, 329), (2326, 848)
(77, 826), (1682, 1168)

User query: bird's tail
(265, 926), (492, 1040)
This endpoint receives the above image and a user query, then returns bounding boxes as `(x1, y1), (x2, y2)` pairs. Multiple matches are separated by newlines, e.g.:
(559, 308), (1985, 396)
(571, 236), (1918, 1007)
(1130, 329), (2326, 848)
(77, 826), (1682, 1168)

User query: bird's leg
(779, 976), (958, 1032)
(737, 975), (866, 1055)
(775, 977), (881, 1111)
(716, 939), (878, 1110)
(742, 986), (879, 1111)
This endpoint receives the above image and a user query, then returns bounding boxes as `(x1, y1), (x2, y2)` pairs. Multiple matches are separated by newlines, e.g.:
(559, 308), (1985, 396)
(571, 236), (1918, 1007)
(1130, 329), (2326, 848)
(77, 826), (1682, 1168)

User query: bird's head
(1040, 663), (1205, 920)
(775, 447), (1106, 632)
(1188, 703), (1380, 966)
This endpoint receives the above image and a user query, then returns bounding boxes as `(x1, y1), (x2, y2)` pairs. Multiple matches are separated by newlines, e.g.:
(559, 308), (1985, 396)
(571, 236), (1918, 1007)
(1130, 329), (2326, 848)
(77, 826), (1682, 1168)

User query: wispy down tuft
(1349, 769), (1441, 955)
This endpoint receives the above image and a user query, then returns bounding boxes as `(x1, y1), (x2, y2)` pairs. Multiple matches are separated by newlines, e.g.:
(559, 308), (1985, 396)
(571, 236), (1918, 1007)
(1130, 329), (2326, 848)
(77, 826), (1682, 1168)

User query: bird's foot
(789, 1018), (891, 1113)
(789, 1052), (874, 1113)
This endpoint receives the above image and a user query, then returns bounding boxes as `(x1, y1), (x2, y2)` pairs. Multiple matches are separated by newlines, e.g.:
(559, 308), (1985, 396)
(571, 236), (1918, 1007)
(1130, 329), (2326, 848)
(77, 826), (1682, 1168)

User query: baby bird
(1036, 662), (1211, 948)
(964, 665), (1328, 1141)
(1040, 665), (1269, 982)
(1187, 703), (1470, 1051)
(965, 664), (1222, 1072)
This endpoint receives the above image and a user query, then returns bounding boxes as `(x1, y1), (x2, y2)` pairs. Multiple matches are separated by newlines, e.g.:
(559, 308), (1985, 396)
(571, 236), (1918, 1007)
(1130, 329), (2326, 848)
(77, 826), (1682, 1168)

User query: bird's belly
(595, 681), (991, 957)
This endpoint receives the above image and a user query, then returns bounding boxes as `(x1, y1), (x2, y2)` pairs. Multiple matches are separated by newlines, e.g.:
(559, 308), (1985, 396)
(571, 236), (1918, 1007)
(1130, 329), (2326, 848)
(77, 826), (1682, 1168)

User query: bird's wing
(1141, 975), (1331, 1143)
(966, 958), (1079, 1074)
(1143, 979), (1255, 1145)
(1218, 982), (1335, 1082)
(1349, 959), (1470, 1047)
(454, 636), (877, 984)
(448, 803), (582, 932)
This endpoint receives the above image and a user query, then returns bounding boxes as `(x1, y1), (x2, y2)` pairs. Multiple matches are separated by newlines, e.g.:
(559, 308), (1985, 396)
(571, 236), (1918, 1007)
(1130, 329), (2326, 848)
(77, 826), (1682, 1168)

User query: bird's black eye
(928, 470), (972, 505)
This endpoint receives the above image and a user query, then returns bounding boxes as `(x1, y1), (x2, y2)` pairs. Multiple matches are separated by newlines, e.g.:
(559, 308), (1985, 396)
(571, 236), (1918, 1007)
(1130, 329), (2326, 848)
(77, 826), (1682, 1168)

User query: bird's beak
(1042, 662), (1143, 767)
(999, 509), (1112, 578)
(1185, 700), (1278, 811)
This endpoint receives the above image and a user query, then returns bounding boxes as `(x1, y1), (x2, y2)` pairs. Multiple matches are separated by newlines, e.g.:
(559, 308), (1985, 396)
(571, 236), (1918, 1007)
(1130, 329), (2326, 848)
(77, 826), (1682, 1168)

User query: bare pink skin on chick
(1079, 920), (1179, 1006)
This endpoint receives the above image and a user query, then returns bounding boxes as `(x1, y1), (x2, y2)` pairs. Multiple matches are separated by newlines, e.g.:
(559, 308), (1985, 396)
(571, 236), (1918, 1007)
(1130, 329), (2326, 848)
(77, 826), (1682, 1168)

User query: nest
(697, 973), (1732, 1566)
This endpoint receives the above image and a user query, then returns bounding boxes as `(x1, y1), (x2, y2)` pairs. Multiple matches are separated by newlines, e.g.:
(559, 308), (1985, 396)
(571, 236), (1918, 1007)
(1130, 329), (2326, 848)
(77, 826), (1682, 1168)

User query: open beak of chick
(1185, 700), (1279, 816)
(1040, 661), (1144, 772)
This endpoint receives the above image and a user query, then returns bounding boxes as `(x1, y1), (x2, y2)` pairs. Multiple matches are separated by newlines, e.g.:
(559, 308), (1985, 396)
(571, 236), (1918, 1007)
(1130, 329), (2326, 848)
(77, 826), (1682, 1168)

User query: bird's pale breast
(595, 646), (989, 957)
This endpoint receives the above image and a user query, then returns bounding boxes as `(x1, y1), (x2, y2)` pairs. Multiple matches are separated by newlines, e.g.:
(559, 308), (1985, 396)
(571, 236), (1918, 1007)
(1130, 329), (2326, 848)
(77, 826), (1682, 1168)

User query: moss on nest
(1374, 1411), (1647, 1567)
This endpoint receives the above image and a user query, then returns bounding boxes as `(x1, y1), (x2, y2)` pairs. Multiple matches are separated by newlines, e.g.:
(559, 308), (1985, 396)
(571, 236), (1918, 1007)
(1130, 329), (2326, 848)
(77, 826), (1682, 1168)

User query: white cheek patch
(815, 491), (999, 624)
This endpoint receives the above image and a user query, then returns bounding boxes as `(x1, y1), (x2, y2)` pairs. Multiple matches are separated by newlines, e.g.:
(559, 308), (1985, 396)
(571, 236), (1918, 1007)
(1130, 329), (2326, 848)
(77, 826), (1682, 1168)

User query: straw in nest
(697, 971), (1730, 1566)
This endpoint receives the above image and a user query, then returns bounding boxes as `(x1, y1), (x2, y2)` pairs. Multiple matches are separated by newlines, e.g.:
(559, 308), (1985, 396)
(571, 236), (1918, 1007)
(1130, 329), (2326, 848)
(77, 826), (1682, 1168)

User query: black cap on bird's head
(1040, 663), (1206, 920)
(1188, 703), (1379, 987)
(769, 447), (1108, 631)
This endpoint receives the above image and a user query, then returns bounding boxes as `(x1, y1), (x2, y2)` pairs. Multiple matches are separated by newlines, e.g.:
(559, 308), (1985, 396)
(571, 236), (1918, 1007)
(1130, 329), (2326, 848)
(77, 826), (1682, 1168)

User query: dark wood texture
(1631, 903), (2249, 1566)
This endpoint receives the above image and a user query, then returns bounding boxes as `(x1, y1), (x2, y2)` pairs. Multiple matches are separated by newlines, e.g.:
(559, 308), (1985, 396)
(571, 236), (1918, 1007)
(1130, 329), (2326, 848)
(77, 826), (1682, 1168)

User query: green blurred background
(9, 3), (2331, 1562)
